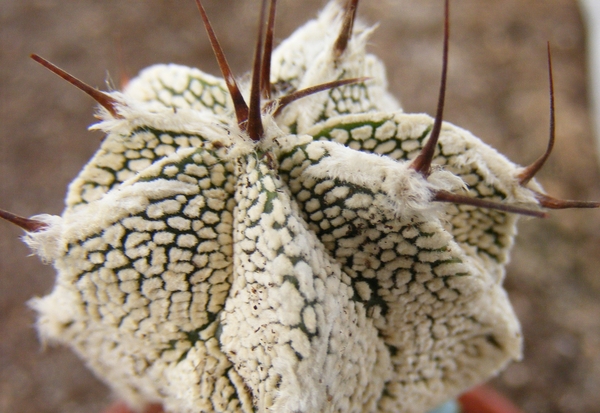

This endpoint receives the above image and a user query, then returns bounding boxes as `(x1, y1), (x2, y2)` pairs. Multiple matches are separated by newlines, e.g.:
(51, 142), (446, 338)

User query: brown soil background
(1, 1), (600, 412)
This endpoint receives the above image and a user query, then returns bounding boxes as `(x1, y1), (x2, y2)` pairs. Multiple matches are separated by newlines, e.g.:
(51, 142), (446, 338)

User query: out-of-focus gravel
(1, 1), (599, 412)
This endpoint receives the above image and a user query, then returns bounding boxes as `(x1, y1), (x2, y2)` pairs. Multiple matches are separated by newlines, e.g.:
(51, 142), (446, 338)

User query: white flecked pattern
(22, 2), (550, 413)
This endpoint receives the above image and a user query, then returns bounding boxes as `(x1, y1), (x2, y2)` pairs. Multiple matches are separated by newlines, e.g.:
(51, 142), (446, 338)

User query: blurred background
(1, 1), (600, 412)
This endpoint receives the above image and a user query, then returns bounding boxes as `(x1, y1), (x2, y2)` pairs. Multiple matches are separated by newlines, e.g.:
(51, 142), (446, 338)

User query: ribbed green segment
(60, 148), (254, 412)
(304, 114), (517, 264)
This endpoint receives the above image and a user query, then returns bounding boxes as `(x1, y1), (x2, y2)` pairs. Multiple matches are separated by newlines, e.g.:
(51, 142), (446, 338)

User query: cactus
(1, 1), (597, 413)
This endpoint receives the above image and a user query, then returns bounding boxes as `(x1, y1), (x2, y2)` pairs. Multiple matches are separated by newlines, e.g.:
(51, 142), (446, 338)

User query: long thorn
(195, 0), (249, 128)
(271, 77), (370, 116)
(0, 209), (48, 232)
(260, 0), (278, 99)
(533, 191), (600, 210)
(31, 54), (119, 118)
(518, 43), (555, 185)
(433, 190), (547, 218)
(247, 0), (269, 141)
(410, 0), (449, 176)
(333, 0), (360, 59)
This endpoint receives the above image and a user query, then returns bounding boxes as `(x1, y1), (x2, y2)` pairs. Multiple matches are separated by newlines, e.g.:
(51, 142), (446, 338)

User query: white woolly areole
(29, 288), (84, 345)
(23, 214), (64, 263)
(305, 141), (465, 219)
(91, 95), (232, 142)
(61, 147), (205, 242)
(432, 120), (542, 204)
(62, 180), (199, 244)
(91, 93), (258, 163)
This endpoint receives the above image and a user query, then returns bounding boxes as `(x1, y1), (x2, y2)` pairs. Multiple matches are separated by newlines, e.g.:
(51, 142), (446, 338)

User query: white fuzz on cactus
(1, 1), (598, 413)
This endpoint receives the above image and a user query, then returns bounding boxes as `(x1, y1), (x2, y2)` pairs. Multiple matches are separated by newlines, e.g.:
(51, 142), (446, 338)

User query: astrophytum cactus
(1, 1), (597, 413)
